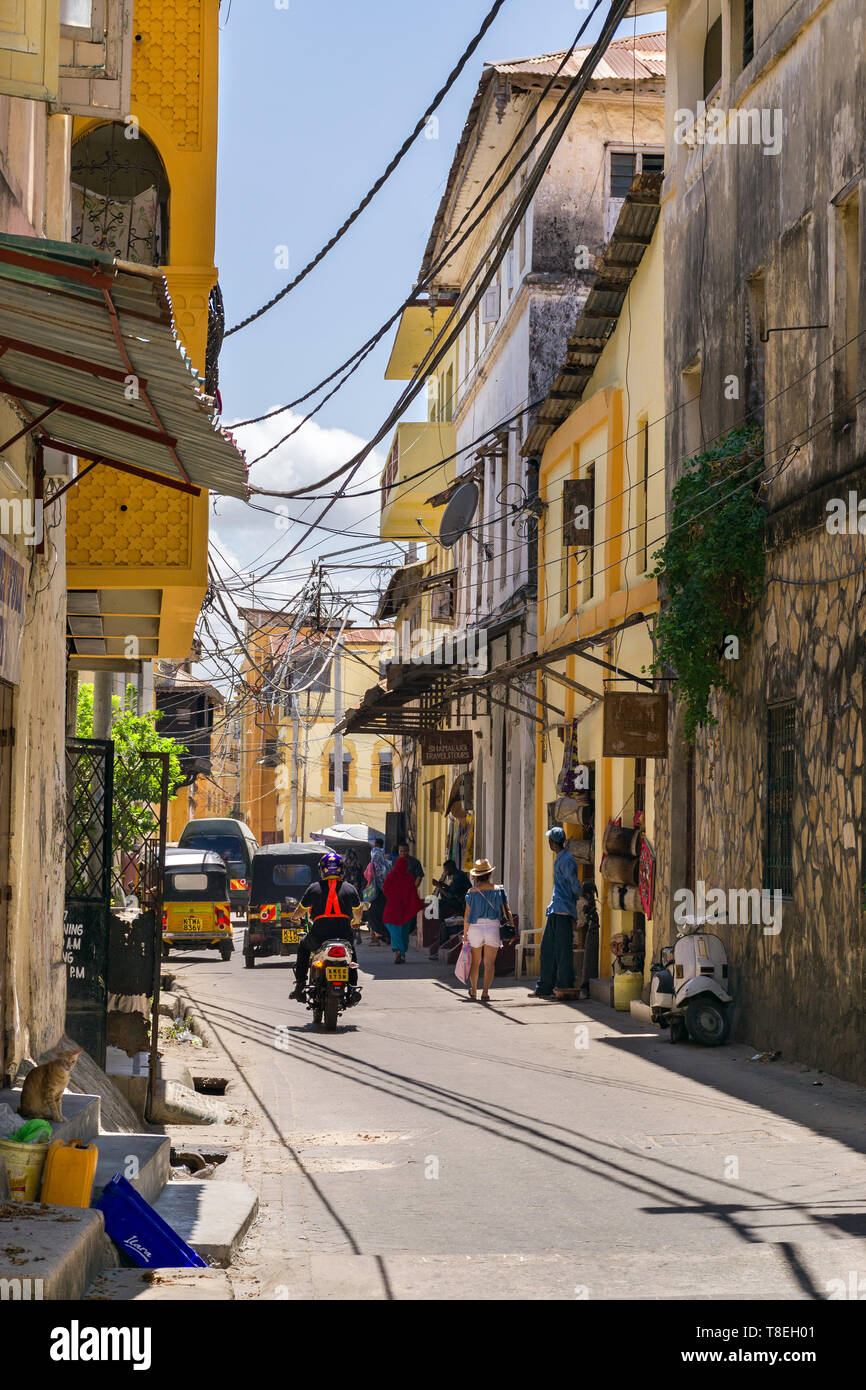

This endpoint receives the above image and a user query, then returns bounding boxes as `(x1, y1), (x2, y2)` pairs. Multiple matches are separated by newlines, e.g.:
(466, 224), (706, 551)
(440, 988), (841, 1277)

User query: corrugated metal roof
(522, 171), (663, 458)
(490, 31), (666, 81)
(0, 234), (247, 499)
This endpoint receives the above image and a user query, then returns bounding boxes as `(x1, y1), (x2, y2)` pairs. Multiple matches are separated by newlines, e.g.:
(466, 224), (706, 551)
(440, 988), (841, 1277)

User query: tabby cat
(18, 1047), (82, 1123)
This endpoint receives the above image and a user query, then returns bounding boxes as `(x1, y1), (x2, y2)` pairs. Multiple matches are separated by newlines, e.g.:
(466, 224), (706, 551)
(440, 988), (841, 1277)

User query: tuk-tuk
(177, 818), (258, 922)
(162, 849), (234, 961)
(243, 842), (324, 969)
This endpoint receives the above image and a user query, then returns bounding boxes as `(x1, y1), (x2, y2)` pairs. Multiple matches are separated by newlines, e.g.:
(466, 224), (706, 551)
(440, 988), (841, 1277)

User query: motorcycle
(649, 916), (732, 1046)
(304, 938), (362, 1030)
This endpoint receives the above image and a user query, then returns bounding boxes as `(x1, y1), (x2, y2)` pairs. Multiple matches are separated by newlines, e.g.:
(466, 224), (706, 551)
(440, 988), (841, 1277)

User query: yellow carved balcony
(379, 422), (455, 541)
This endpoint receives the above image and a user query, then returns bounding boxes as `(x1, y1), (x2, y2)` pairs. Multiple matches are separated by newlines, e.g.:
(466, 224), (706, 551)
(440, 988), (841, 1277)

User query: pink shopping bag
(454, 940), (472, 984)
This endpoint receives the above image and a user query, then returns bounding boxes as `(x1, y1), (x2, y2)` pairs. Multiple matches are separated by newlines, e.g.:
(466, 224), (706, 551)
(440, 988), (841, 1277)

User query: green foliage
(650, 424), (766, 742)
(76, 683), (186, 866)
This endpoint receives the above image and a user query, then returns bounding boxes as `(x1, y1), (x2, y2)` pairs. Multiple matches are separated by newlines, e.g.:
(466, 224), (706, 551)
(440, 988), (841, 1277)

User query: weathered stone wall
(656, 525), (864, 1081)
(657, 0), (866, 1081)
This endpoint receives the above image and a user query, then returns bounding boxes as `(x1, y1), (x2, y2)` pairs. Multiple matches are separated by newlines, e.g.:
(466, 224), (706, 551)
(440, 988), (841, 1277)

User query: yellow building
(65, 0), (231, 669)
(237, 610), (395, 844)
(531, 174), (665, 976)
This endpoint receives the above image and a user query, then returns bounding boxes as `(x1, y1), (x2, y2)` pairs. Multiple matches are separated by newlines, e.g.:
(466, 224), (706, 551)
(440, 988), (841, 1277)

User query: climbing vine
(651, 424), (766, 742)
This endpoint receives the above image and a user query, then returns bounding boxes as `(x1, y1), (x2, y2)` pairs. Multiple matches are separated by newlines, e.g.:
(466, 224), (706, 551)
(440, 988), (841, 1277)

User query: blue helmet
(319, 850), (344, 879)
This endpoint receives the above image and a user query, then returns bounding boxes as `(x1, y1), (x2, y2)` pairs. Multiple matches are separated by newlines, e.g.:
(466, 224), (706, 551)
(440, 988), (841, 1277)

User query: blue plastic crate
(96, 1174), (207, 1269)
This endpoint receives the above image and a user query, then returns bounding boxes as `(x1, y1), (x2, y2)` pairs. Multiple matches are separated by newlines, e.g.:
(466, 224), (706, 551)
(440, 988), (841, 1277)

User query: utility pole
(289, 692), (299, 841)
(333, 634), (343, 825)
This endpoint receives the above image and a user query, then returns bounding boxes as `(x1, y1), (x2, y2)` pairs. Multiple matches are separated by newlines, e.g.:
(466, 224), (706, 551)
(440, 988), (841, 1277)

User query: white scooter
(650, 916), (732, 1046)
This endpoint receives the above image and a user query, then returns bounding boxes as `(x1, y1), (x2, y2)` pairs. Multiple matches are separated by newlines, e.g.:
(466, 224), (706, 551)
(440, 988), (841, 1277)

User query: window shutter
(54, 0), (132, 117)
(0, 0), (61, 101)
(481, 284), (500, 324)
(562, 477), (594, 549)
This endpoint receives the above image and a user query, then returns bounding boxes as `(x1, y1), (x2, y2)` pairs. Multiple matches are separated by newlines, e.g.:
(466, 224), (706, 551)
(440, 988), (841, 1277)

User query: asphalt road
(171, 934), (866, 1301)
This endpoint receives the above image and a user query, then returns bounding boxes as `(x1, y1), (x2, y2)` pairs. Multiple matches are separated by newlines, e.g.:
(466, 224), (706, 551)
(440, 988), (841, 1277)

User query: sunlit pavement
(168, 936), (866, 1300)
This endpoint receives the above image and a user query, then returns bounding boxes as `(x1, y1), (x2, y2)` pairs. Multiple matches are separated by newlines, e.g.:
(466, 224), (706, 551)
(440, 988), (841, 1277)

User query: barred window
(765, 702), (795, 896)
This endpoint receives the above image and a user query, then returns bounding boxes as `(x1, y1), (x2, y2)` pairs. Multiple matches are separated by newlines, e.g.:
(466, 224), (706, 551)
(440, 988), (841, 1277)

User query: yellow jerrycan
(40, 1139), (98, 1207)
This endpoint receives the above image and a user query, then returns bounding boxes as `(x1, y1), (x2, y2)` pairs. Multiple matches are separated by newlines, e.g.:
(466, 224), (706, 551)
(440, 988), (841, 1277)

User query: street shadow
(195, 996), (851, 1295)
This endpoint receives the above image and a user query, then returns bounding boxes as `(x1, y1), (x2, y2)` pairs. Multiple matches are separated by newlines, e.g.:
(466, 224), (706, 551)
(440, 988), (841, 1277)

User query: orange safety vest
(313, 878), (346, 922)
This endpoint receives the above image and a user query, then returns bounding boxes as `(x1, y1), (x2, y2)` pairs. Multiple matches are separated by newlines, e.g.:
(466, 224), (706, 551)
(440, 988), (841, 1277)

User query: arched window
(71, 123), (170, 267)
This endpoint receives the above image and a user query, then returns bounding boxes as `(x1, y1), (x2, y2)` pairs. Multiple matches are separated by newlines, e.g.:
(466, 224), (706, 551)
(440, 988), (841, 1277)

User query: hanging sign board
(602, 691), (668, 758)
(421, 729), (474, 765)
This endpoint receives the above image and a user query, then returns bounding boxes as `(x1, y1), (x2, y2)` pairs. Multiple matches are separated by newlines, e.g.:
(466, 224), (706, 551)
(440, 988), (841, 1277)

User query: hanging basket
(601, 854), (640, 886)
(602, 823), (642, 857)
(608, 884), (643, 912)
(567, 838), (594, 864)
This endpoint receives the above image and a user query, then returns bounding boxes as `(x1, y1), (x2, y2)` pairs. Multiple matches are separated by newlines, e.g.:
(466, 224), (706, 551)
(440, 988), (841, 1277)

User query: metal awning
(0, 234), (247, 499)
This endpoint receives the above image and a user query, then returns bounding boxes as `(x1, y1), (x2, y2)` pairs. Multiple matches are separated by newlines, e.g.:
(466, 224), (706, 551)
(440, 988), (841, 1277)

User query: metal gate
(65, 738), (169, 1081)
(64, 737), (114, 1069)
(105, 746), (169, 1118)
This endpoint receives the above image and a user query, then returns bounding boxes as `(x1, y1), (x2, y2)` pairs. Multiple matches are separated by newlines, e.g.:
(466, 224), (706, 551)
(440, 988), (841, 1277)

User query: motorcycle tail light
(161, 912), (167, 931)
(326, 945), (348, 958)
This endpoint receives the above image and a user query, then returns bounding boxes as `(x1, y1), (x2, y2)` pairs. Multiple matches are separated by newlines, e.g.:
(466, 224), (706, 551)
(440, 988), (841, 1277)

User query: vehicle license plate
(325, 966), (348, 982)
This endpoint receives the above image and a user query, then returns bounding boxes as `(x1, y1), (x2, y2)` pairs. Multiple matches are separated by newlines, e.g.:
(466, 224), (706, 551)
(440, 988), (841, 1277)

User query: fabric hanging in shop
(556, 717), (585, 797)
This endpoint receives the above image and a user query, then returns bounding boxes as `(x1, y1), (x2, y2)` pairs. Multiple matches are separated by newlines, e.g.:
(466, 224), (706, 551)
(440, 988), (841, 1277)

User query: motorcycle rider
(289, 851), (361, 1002)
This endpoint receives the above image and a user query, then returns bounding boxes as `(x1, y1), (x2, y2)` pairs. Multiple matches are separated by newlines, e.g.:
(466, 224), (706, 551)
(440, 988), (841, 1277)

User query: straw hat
(470, 858), (495, 879)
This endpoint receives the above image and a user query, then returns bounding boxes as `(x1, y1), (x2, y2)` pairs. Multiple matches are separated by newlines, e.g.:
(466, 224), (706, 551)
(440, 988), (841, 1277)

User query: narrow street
(171, 939), (866, 1301)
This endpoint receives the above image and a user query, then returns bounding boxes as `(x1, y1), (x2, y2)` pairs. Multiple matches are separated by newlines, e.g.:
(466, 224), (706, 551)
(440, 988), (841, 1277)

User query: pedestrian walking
(532, 826), (580, 998)
(397, 839), (424, 891)
(366, 837), (390, 945)
(463, 859), (514, 1002)
(383, 854), (425, 963)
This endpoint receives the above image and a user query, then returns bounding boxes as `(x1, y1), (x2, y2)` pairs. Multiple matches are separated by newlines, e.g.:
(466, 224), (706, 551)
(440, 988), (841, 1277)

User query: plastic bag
(454, 940), (472, 985)
(9, 1118), (53, 1144)
(363, 860), (374, 885)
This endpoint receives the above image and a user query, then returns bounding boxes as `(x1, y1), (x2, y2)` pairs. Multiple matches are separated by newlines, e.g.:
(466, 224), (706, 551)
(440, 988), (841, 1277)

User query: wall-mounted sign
(427, 775), (445, 812)
(0, 534), (26, 686)
(602, 691), (668, 758)
(421, 729), (474, 765)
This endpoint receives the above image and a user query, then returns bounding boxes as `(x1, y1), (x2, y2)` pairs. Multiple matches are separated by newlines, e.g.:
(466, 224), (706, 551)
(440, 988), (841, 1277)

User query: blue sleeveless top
(465, 886), (507, 923)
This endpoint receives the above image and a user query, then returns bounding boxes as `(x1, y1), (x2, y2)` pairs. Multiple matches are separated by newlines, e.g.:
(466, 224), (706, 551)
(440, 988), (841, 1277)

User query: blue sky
(207, 1), (665, 622)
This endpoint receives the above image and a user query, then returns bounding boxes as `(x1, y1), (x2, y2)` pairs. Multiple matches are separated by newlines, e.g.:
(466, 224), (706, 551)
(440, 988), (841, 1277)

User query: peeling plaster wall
(0, 422), (69, 1074)
(656, 0), (866, 1081)
(0, 100), (72, 1077)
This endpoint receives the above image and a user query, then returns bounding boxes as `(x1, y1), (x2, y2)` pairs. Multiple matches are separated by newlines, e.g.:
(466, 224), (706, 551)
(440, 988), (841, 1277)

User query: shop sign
(421, 729), (474, 765)
(0, 534), (26, 686)
(602, 691), (668, 757)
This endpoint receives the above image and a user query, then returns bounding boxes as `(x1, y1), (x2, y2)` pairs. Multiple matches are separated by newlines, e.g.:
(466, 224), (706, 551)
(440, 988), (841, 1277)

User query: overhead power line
(230, 0), (608, 437)
(224, 0), (511, 337)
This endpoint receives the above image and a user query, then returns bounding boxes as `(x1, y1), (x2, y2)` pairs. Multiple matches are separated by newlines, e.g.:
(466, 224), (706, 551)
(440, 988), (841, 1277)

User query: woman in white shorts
(463, 859), (514, 1001)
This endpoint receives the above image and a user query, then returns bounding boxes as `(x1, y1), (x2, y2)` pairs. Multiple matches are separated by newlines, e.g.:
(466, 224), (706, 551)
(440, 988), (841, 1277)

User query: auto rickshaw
(161, 848), (234, 961)
(243, 842), (327, 969)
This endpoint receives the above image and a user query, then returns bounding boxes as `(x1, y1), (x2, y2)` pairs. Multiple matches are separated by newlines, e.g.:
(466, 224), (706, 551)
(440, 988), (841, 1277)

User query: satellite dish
(439, 480), (479, 548)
